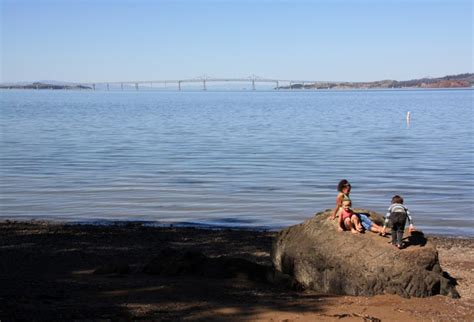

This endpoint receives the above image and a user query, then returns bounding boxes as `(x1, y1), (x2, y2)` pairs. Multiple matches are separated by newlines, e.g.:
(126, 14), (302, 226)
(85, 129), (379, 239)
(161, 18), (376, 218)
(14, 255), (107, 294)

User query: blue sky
(1, 0), (472, 83)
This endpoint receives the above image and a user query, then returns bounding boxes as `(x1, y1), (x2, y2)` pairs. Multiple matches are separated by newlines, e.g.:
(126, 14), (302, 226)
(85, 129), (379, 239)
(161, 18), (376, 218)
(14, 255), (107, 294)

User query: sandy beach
(1, 221), (473, 321)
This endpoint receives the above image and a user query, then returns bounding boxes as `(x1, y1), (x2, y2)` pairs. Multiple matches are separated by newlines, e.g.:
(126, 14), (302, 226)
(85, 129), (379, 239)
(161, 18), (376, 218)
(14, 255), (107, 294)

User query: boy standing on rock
(382, 195), (415, 249)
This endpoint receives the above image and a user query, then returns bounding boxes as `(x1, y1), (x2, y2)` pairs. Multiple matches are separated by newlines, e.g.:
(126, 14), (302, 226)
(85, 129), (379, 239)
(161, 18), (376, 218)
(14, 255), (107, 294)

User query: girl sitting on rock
(338, 200), (363, 233)
(330, 179), (363, 233)
(330, 179), (352, 220)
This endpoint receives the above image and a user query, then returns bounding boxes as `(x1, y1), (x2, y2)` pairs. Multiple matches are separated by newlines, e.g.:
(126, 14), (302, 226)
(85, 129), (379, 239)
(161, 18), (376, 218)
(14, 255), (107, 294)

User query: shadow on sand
(403, 230), (427, 248)
(0, 222), (335, 320)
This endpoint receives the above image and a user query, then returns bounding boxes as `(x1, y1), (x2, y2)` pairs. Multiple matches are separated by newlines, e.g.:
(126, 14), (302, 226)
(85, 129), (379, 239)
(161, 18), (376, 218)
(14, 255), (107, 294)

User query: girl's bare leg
(351, 216), (363, 232)
(345, 218), (358, 234)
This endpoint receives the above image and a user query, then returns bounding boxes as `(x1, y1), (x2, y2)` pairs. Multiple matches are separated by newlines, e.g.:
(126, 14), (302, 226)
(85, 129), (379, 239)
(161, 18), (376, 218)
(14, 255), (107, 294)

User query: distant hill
(0, 82), (91, 90)
(280, 73), (474, 90)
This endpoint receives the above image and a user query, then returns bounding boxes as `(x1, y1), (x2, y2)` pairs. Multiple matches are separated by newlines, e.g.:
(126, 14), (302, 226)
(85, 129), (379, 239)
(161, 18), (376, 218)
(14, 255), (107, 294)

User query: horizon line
(1, 72), (472, 86)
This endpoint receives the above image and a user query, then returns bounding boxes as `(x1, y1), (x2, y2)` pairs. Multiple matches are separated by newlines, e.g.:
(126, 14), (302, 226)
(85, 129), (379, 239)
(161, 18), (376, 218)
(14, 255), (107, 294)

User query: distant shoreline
(279, 73), (474, 90)
(0, 82), (91, 90)
(1, 72), (472, 91)
(1, 87), (473, 92)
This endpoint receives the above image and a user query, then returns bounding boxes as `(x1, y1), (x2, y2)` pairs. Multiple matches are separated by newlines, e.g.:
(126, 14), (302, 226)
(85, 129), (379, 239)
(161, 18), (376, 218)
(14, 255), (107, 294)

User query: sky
(1, 0), (472, 83)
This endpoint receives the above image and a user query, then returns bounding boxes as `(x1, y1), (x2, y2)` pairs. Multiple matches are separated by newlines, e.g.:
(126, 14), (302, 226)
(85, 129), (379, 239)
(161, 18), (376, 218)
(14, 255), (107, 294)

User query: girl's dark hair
(391, 195), (404, 204)
(337, 179), (351, 192)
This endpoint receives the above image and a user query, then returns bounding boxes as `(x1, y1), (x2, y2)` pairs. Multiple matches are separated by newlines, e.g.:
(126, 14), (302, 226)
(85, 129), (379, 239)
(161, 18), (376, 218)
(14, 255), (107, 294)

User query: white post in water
(406, 111), (411, 127)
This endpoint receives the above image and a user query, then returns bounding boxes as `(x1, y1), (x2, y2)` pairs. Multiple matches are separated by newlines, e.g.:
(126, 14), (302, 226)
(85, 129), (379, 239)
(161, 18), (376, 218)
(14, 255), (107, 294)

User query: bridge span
(81, 77), (325, 91)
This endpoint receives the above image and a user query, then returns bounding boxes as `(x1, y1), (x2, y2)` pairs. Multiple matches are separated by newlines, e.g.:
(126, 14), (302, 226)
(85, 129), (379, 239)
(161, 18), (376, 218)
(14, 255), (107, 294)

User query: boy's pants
(390, 212), (407, 246)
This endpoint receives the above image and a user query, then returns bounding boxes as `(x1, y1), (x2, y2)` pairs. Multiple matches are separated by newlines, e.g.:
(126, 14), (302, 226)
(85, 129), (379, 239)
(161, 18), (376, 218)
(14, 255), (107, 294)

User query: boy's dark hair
(391, 195), (404, 204)
(337, 179), (351, 192)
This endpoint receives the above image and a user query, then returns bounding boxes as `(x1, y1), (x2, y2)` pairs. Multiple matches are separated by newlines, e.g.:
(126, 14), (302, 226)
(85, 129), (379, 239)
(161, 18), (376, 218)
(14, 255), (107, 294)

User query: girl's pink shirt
(340, 208), (353, 221)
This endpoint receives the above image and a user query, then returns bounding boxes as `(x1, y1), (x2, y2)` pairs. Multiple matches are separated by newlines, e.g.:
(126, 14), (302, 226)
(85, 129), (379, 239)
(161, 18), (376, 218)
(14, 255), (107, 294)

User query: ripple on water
(0, 90), (473, 236)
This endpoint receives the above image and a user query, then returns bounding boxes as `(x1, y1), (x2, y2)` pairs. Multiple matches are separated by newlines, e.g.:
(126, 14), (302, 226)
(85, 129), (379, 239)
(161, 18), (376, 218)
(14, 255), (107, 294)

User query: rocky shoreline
(1, 220), (473, 321)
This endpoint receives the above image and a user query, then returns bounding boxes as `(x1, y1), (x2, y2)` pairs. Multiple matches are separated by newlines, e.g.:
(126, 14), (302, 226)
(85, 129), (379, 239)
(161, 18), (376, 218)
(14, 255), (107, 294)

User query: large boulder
(271, 209), (459, 298)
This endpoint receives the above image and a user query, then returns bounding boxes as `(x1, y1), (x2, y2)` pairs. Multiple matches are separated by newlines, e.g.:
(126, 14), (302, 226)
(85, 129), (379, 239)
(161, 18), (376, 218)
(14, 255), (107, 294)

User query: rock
(271, 209), (459, 298)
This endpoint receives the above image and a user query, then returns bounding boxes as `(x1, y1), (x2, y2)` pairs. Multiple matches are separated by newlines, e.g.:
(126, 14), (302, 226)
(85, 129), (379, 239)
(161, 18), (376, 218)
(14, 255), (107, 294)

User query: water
(0, 89), (473, 236)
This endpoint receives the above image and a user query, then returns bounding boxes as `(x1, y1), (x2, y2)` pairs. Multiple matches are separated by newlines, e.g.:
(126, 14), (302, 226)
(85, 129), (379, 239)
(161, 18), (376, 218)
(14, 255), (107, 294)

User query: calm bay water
(0, 89), (473, 236)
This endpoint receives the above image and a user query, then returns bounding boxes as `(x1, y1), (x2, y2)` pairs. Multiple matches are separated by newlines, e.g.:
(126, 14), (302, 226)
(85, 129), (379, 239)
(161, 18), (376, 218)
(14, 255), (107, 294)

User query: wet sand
(0, 221), (473, 321)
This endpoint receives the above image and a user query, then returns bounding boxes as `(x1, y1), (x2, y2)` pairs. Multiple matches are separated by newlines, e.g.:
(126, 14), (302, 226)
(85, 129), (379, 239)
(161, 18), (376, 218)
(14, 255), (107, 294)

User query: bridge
(80, 76), (326, 91)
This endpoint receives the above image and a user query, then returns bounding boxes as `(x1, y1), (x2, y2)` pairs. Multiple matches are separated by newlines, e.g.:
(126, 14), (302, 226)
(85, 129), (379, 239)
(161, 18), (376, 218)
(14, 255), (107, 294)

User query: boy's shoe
(390, 242), (402, 249)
